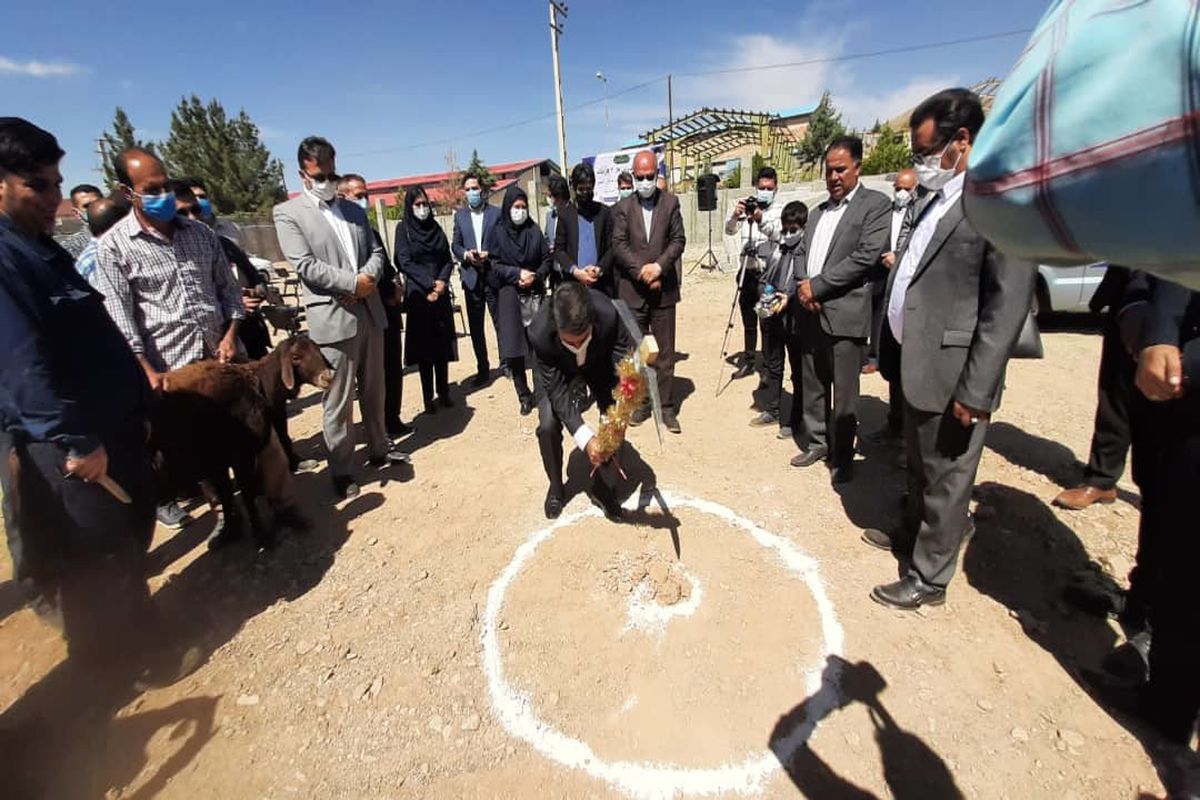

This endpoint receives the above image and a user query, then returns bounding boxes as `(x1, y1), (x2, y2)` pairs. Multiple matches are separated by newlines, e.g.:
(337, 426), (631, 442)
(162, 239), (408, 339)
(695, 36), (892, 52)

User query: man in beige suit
(273, 136), (409, 499)
(610, 150), (686, 432)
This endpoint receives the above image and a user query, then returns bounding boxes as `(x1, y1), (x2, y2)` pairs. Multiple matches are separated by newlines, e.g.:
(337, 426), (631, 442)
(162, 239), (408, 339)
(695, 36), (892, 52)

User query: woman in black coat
(484, 184), (552, 415)
(393, 186), (457, 414)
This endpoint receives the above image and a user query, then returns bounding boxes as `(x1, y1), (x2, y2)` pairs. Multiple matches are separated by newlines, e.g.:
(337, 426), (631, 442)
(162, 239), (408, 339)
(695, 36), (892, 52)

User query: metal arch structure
(640, 107), (801, 186)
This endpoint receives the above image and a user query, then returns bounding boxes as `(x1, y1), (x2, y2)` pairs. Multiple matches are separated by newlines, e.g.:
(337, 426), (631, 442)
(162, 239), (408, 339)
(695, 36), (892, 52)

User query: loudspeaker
(697, 174), (718, 212)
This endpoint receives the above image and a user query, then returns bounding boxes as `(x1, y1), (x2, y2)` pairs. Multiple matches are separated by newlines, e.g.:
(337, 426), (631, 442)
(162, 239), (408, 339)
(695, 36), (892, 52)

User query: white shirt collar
(828, 183), (860, 210)
(939, 172), (966, 204)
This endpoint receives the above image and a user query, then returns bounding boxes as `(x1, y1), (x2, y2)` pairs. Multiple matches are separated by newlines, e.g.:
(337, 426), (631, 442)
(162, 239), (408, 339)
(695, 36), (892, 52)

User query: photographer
(724, 166), (782, 380)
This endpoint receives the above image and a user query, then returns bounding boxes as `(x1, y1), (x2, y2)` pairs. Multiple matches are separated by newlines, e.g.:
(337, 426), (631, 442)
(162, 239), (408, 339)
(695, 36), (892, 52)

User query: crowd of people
(0, 80), (1196, 769)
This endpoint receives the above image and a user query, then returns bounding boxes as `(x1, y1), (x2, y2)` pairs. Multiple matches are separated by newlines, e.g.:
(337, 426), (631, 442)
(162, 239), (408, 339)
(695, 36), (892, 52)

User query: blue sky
(5, 0), (1053, 194)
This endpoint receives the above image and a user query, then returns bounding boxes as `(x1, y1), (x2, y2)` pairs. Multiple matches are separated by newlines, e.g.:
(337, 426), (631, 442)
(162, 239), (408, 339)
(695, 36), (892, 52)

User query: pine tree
(160, 95), (286, 214)
(99, 107), (154, 189)
(861, 124), (913, 175)
(797, 91), (847, 168)
(464, 149), (497, 189)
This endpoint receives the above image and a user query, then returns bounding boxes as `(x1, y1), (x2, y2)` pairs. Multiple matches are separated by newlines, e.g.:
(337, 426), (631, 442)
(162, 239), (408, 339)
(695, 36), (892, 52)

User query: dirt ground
(0, 266), (1170, 799)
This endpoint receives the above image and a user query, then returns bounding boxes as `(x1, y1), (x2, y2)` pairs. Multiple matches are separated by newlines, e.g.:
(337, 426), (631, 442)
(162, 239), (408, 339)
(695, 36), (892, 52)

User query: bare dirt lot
(0, 268), (1166, 799)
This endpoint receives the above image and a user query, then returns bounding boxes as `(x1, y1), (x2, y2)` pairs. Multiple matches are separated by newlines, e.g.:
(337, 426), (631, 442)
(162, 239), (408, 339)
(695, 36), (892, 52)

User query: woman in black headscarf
(394, 186), (457, 414)
(484, 184), (552, 415)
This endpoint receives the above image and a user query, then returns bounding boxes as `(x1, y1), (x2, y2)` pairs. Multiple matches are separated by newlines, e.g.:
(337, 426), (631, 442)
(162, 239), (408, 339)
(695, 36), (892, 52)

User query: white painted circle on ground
(481, 490), (845, 799)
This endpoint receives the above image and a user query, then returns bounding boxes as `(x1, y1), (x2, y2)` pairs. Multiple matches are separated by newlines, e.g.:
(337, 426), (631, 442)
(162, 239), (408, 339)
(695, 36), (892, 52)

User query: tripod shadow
(770, 656), (963, 799)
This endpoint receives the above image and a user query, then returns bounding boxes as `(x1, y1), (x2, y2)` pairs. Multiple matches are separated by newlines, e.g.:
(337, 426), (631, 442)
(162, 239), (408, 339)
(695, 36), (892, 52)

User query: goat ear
(280, 343), (296, 391)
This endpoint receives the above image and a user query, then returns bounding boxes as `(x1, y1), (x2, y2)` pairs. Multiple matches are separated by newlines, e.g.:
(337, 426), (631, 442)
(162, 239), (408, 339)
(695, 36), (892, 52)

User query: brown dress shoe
(1052, 485), (1118, 510)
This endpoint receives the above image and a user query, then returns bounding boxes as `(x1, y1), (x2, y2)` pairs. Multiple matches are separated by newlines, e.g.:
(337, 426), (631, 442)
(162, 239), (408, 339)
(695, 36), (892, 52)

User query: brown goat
(240, 335), (332, 472)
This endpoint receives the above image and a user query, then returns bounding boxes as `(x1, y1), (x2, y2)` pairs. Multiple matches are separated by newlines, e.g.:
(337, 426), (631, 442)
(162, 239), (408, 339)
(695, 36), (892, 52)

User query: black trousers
(760, 312), (788, 418)
(1082, 316), (1133, 490)
(0, 427), (158, 664)
(536, 394), (565, 493)
(1130, 388), (1200, 745)
(633, 302), (677, 410)
(463, 283), (492, 375)
(867, 277), (887, 364)
(887, 371), (905, 434)
(383, 304), (405, 429)
(796, 313), (864, 467)
(417, 360), (449, 405)
(738, 268), (761, 355)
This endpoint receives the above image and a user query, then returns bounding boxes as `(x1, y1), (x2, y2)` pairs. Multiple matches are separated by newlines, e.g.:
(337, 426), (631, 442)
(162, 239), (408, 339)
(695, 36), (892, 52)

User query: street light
(595, 71), (610, 140)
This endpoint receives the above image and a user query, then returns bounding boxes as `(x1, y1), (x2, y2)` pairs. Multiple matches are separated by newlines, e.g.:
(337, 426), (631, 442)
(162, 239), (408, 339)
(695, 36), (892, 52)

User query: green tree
(99, 107), (155, 189)
(750, 152), (765, 182)
(860, 124), (913, 175)
(160, 95), (286, 214)
(797, 91), (846, 168)
(464, 148), (497, 189)
(722, 165), (742, 189)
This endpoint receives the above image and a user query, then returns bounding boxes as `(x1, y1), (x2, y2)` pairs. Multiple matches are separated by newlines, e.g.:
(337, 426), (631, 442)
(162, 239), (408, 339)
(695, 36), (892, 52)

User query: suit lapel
(823, 191), (862, 267)
(910, 199), (965, 284)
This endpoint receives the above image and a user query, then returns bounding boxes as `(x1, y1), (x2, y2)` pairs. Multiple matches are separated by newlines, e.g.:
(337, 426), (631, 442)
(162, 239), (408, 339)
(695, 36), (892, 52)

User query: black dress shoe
(1102, 631), (1152, 684)
(206, 512), (245, 551)
(662, 408), (681, 434)
(472, 369), (491, 388)
(861, 528), (895, 551)
(749, 410), (779, 427)
(589, 484), (623, 522)
(544, 488), (564, 519)
(732, 362), (755, 380)
(830, 463), (855, 485)
(387, 420), (414, 439)
(862, 425), (902, 445)
(629, 406), (650, 427)
(332, 475), (360, 500)
(871, 574), (945, 611)
(789, 446), (828, 468)
(519, 395), (534, 416)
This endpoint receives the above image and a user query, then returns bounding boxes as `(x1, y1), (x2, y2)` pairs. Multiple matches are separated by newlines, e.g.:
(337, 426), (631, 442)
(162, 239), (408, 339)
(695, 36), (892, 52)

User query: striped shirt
(74, 237), (98, 283)
(93, 212), (244, 371)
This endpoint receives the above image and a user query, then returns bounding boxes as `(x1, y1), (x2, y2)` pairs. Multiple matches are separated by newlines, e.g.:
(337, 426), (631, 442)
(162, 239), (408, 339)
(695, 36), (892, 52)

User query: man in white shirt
(725, 166), (783, 381)
(273, 137), (409, 500)
(789, 137), (891, 483)
(863, 89), (1036, 611)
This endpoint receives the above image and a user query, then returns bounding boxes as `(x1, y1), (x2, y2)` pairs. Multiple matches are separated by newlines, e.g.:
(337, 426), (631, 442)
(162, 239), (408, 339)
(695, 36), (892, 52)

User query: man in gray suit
(791, 137), (891, 483)
(863, 89), (1036, 610)
(273, 137), (408, 499)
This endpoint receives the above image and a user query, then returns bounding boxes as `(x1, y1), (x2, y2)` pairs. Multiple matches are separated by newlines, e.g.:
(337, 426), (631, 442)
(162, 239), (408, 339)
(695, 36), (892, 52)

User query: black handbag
(1011, 308), (1045, 360)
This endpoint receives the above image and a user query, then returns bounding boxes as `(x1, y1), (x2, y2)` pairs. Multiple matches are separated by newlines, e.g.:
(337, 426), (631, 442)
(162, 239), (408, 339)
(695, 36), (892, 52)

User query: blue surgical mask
(618, 188), (634, 201)
(138, 191), (178, 223)
(756, 188), (775, 206)
(197, 197), (214, 219)
(466, 189), (482, 208)
(354, 197), (369, 211)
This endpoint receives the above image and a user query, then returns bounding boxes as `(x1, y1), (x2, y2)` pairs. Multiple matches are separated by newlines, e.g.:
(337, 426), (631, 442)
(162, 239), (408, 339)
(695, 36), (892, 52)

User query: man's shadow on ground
(0, 468), (380, 799)
(770, 655), (964, 799)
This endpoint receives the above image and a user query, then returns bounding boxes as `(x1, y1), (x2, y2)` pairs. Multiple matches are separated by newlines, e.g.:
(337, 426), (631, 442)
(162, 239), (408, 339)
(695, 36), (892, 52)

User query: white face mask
(561, 330), (592, 366)
(354, 197), (369, 211)
(914, 142), (963, 192)
(510, 207), (528, 226)
(783, 230), (803, 247)
(635, 178), (656, 199)
(756, 188), (775, 206)
(308, 178), (337, 203)
(618, 188), (634, 201)
(413, 204), (431, 221)
(893, 188), (913, 207)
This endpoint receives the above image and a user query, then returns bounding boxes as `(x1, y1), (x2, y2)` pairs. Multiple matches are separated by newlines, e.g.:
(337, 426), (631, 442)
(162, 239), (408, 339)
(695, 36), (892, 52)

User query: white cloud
(834, 74), (961, 130)
(0, 56), (81, 78)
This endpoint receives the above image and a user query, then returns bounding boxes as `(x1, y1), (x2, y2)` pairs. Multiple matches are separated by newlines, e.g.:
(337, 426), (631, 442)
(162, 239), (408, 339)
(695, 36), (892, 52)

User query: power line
(343, 28), (1031, 158)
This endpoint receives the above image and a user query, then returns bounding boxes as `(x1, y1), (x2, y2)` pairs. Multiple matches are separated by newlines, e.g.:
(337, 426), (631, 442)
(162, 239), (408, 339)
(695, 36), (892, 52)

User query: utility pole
(667, 74), (675, 190)
(548, 1), (569, 172)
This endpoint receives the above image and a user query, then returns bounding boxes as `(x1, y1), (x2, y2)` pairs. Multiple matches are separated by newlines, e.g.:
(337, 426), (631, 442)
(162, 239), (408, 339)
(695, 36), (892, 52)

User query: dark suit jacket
(527, 289), (636, 438)
(451, 205), (501, 294)
(879, 197), (1037, 414)
(610, 190), (686, 309)
(795, 186), (891, 338)
(1140, 275), (1200, 384)
(554, 203), (615, 297)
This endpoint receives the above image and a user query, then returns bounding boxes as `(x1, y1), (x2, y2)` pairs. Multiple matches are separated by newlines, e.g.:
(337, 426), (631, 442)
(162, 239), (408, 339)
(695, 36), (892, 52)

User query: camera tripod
(714, 217), (754, 397)
(687, 208), (721, 275)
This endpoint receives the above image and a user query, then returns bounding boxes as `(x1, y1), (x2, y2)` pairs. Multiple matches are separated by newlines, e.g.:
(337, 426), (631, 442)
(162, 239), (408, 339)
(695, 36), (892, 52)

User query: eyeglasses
(304, 171), (338, 183)
(633, 174), (657, 182)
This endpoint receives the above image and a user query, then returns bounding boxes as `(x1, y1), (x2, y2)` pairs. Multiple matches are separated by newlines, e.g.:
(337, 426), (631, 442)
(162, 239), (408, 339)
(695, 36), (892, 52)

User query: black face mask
(576, 188), (594, 205)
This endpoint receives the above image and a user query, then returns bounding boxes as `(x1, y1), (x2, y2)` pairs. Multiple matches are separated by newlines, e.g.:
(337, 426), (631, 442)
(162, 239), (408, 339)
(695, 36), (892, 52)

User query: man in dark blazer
(555, 162), (615, 297)
(863, 89), (1036, 610)
(611, 150), (686, 433)
(791, 136), (892, 483)
(451, 173), (502, 387)
(528, 283), (635, 519)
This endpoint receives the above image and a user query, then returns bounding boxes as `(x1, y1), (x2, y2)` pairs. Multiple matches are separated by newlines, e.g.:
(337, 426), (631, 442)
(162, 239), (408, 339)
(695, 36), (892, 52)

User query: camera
(743, 196), (758, 218)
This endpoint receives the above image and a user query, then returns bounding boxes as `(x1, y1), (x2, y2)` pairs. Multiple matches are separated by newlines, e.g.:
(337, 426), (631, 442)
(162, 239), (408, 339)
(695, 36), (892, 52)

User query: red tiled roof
(363, 158), (547, 193)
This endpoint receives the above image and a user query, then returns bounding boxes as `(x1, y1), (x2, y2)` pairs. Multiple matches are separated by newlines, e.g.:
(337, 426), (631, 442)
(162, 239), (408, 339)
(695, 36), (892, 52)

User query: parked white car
(1035, 262), (1108, 315)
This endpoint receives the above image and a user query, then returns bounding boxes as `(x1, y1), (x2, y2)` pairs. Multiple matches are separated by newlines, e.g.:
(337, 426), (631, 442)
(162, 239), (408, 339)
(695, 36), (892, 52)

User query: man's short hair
(547, 174), (570, 201)
(551, 282), (595, 336)
(181, 176), (206, 192)
(781, 200), (808, 228)
(113, 147), (161, 187)
(570, 162), (596, 188)
(0, 117), (64, 178)
(167, 179), (196, 203)
(87, 195), (131, 238)
(616, 170), (633, 187)
(825, 136), (863, 165)
(755, 166), (777, 184)
(461, 172), (481, 187)
(69, 183), (102, 200)
(339, 173), (366, 189)
(910, 88), (985, 145)
(297, 136), (335, 169)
